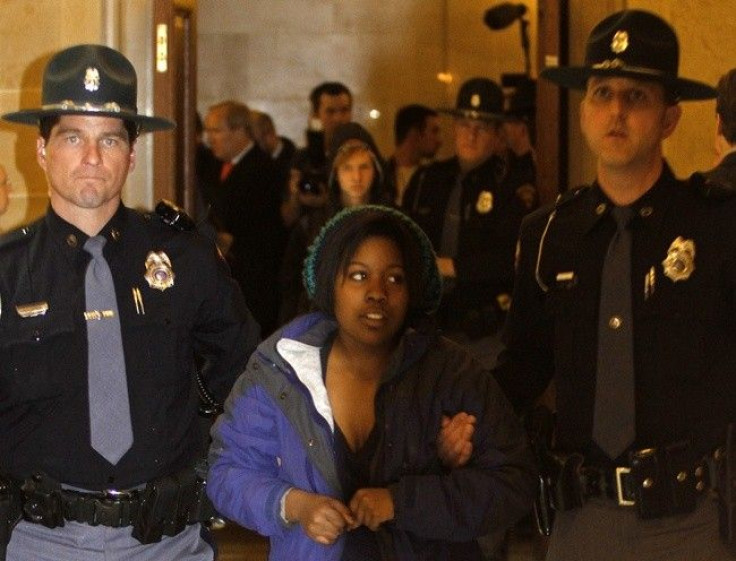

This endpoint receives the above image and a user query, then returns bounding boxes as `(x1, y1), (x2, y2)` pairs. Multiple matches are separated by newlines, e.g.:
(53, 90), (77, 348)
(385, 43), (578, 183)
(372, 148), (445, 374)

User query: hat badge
(471, 94), (481, 108)
(611, 30), (629, 54)
(84, 67), (100, 92)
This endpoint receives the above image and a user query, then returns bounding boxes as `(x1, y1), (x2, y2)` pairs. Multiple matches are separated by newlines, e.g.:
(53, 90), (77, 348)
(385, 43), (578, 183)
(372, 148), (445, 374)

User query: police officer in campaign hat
(0, 44), (260, 560)
(490, 9), (736, 560)
(402, 77), (536, 370)
(503, 78), (538, 213)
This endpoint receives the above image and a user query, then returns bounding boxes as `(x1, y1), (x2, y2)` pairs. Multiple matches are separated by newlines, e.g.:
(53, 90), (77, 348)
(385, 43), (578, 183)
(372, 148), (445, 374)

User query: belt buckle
(615, 467), (635, 506)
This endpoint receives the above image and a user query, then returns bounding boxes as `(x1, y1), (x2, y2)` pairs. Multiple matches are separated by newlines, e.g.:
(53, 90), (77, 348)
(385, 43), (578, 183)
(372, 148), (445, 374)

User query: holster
(549, 453), (585, 511)
(718, 423), (736, 548)
(628, 442), (698, 519)
(524, 405), (557, 536)
(131, 466), (215, 544)
(0, 474), (22, 561)
(20, 473), (64, 529)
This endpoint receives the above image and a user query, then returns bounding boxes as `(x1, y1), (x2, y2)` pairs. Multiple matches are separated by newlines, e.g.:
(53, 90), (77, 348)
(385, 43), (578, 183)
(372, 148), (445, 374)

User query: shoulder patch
(155, 199), (197, 232)
(690, 171), (736, 201)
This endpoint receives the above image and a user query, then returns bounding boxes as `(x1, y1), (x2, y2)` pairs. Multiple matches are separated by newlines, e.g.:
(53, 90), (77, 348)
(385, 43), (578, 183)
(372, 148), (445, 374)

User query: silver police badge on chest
(476, 190), (493, 214)
(662, 236), (695, 282)
(144, 251), (175, 291)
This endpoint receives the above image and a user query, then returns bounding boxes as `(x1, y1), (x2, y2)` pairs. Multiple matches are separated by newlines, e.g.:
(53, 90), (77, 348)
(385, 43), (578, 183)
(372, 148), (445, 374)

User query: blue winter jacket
(207, 312), (536, 560)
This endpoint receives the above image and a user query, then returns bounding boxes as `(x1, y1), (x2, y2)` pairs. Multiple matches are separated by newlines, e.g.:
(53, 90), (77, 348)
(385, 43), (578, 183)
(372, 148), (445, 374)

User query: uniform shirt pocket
(0, 306), (76, 405)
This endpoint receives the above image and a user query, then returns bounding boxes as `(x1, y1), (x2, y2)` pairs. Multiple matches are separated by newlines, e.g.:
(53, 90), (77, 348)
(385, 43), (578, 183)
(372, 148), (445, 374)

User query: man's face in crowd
(418, 115), (443, 159)
(316, 93), (352, 138)
(38, 115), (135, 219)
(453, 117), (502, 170)
(205, 108), (248, 162)
(580, 76), (681, 173)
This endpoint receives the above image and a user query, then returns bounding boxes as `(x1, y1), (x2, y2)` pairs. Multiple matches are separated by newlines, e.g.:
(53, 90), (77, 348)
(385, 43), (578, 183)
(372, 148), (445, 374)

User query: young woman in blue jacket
(208, 205), (536, 560)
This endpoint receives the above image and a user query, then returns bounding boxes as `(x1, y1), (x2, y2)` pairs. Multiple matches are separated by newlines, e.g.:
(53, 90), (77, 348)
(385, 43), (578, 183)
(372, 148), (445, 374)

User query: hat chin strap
(591, 59), (669, 80)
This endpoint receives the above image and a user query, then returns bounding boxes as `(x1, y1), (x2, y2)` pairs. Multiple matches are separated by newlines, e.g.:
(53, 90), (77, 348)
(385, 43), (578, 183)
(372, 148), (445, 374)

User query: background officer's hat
(440, 77), (505, 122)
(2, 44), (175, 131)
(540, 10), (716, 101)
(505, 78), (536, 122)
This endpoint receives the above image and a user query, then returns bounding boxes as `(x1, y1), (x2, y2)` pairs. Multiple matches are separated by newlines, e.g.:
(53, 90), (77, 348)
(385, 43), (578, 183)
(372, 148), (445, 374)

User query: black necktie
(84, 235), (133, 465)
(593, 206), (635, 459)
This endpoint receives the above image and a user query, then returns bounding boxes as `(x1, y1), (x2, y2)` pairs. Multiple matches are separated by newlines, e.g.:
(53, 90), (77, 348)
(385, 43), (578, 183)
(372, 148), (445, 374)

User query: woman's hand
(349, 488), (394, 531)
(285, 489), (354, 545)
(437, 412), (476, 468)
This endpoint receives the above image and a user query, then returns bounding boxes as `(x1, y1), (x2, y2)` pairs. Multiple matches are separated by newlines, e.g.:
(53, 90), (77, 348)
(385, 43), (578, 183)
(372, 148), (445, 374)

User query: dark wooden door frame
(153, 0), (197, 212)
(536, 0), (569, 203)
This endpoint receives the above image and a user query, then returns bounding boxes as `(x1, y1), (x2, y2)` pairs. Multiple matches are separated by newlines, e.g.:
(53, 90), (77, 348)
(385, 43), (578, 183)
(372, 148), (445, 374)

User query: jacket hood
(327, 122), (382, 163)
(326, 122), (385, 196)
(269, 312), (436, 380)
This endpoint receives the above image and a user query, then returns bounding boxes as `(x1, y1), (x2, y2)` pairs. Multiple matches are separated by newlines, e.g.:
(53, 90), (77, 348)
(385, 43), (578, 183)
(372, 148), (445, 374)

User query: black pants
(545, 496), (733, 561)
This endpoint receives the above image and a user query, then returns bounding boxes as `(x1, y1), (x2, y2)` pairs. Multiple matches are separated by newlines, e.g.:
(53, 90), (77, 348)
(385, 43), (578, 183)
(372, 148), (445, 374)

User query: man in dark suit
(384, 104), (442, 206)
(204, 100), (287, 335)
(704, 68), (736, 189)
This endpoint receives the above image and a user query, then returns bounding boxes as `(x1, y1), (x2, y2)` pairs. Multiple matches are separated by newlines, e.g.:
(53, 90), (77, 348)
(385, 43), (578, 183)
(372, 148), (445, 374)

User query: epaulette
(0, 220), (38, 251)
(154, 199), (197, 232)
(690, 171), (736, 201)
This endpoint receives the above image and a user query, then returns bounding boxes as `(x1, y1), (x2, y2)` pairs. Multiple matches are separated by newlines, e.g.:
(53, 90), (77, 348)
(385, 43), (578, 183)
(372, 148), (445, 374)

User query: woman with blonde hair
(278, 122), (391, 324)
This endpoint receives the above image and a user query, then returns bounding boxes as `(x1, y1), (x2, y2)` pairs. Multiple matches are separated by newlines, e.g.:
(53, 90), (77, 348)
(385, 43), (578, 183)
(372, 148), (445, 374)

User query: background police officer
(0, 44), (259, 561)
(402, 77), (536, 370)
(493, 10), (735, 560)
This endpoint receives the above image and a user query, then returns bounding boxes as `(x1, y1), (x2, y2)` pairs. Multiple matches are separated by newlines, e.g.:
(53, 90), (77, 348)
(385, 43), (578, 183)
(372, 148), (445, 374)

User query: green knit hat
(303, 205), (443, 315)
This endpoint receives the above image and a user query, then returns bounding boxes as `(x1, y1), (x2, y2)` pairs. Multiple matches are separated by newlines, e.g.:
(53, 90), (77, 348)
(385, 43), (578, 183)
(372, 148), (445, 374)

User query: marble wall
(566, 0), (735, 185)
(0, 0), (160, 231)
(0, 0), (733, 231)
(197, 0), (538, 160)
(0, 0), (103, 230)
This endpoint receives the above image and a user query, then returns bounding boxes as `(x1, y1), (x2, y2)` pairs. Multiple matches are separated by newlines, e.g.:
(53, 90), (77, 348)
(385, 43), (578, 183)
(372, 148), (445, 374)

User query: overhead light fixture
(436, 72), (453, 84)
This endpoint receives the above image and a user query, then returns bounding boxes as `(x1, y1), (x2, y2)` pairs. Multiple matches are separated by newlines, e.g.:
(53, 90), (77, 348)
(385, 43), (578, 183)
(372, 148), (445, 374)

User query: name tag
(16, 301), (49, 318)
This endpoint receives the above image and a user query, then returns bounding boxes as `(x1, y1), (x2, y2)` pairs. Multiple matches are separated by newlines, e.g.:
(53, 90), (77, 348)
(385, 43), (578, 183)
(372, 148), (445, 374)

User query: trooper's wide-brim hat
(2, 44), (175, 132)
(439, 77), (506, 121)
(540, 10), (716, 101)
(505, 78), (536, 121)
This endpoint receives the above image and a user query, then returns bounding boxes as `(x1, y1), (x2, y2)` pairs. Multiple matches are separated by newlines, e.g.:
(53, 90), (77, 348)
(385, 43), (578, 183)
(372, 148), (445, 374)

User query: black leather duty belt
(548, 444), (721, 520)
(59, 488), (142, 528)
(19, 469), (217, 543)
